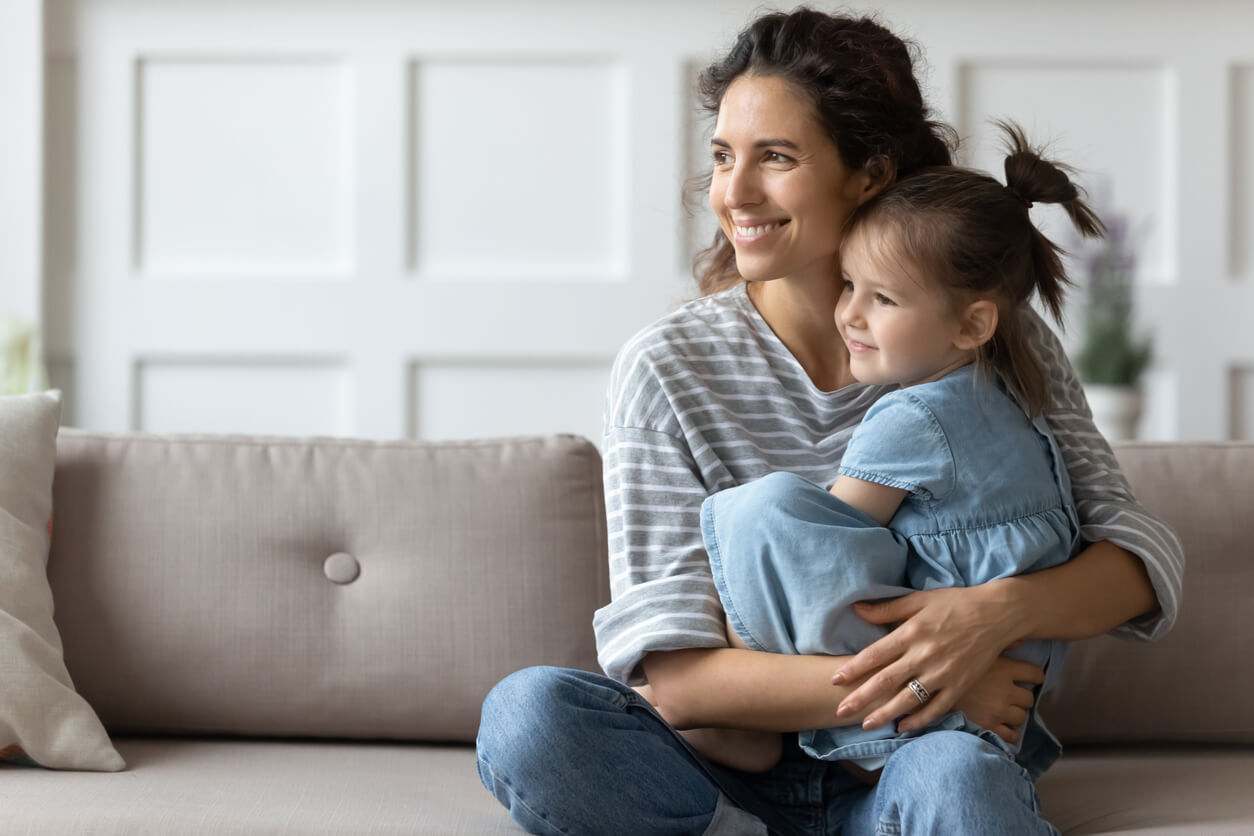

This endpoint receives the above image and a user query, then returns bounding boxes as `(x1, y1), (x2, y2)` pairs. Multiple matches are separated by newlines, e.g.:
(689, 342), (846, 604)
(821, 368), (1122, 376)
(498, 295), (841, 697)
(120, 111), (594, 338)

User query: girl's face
(709, 74), (875, 285)
(836, 227), (974, 388)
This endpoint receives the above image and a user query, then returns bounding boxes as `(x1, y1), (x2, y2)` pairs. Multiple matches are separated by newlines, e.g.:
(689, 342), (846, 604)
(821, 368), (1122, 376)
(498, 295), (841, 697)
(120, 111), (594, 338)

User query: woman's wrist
(980, 576), (1036, 645)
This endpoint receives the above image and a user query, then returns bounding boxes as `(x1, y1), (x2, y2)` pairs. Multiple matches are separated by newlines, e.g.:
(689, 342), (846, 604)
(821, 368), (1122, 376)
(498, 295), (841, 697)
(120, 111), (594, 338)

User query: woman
(477, 9), (1182, 835)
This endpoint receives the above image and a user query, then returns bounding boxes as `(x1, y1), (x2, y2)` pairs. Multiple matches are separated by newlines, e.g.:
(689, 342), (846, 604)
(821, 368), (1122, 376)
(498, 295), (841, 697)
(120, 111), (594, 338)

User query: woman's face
(709, 74), (875, 285)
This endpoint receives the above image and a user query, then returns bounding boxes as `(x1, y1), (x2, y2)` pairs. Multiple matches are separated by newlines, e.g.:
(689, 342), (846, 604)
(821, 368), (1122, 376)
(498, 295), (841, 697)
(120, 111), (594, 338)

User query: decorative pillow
(0, 391), (124, 771)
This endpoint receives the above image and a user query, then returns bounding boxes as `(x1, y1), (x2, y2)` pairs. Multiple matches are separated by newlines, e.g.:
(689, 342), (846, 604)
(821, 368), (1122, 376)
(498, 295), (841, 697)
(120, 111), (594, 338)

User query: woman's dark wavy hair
(843, 121), (1106, 416)
(690, 7), (958, 295)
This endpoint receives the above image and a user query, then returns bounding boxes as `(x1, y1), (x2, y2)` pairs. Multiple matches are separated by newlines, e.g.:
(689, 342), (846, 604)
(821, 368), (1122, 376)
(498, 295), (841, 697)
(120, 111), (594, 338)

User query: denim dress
(701, 365), (1081, 772)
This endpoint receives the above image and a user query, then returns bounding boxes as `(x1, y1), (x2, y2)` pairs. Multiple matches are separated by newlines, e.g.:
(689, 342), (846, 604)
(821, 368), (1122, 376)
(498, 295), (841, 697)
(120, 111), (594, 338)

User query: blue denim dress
(701, 365), (1081, 773)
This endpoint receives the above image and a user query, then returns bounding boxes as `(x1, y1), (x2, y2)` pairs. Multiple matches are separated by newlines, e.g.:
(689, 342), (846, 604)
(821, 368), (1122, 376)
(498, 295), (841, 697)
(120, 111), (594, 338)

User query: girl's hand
(949, 657), (1043, 744)
(830, 582), (1028, 732)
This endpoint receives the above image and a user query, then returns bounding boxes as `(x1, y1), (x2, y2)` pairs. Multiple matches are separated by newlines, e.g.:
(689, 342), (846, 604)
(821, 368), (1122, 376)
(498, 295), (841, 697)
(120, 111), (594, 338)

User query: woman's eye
(765, 151), (791, 163)
(712, 150), (731, 166)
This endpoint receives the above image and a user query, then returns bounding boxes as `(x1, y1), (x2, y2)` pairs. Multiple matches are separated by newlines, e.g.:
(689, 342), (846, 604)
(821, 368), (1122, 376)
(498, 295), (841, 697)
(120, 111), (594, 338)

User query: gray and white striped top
(593, 282), (1184, 686)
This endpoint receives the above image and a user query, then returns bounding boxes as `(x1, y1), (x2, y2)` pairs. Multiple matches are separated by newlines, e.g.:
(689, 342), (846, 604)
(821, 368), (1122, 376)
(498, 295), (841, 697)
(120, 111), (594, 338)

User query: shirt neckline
(728, 281), (888, 402)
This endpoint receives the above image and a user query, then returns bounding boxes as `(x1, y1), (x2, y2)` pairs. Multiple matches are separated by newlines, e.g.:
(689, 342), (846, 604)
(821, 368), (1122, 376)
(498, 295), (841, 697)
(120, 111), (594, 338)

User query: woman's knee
(883, 731), (1012, 790)
(478, 666), (624, 769)
(879, 730), (1043, 813)
(871, 731), (1055, 834)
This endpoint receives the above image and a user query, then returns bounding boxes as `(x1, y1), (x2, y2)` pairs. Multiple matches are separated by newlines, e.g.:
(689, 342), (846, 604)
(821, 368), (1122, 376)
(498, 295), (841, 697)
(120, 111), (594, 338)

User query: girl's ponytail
(999, 120), (1105, 324)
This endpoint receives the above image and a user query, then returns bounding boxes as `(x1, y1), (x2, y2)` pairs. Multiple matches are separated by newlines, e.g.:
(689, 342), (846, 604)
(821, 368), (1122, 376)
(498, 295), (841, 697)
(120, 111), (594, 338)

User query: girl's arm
(828, 475), (907, 526)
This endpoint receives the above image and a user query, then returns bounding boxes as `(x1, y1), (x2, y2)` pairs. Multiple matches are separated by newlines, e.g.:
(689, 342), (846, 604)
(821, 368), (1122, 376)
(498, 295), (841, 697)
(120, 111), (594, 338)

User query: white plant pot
(1083, 384), (1144, 442)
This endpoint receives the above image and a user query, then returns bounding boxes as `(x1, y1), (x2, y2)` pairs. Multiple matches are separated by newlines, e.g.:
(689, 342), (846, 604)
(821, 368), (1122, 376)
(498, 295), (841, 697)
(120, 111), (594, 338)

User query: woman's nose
(722, 163), (760, 208)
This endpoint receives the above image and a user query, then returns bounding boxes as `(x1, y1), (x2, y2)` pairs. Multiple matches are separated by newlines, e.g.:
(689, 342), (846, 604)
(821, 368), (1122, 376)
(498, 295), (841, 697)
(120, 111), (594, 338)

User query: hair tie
(1006, 185), (1033, 209)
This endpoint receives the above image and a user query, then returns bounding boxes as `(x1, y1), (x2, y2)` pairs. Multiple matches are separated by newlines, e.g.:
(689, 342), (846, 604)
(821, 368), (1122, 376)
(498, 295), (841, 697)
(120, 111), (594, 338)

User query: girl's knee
(711, 472), (811, 535)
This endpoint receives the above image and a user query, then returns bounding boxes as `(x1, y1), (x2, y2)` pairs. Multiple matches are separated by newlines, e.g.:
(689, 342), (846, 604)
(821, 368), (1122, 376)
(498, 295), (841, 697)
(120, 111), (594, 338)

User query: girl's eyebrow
(711, 137), (802, 150)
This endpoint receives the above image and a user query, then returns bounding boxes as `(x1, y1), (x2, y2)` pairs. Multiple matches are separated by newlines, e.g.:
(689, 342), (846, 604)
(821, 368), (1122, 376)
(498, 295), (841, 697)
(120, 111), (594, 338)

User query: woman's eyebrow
(711, 137), (801, 150)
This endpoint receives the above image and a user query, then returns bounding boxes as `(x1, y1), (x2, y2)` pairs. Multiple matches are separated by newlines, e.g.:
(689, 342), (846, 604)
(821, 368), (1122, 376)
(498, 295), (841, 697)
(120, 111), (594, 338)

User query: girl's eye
(841, 279), (854, 291)
(875, 293), (896, 306)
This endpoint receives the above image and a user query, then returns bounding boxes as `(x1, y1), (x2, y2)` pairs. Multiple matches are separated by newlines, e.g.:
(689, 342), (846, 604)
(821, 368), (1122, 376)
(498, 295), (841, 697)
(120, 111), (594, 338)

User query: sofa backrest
(1041, 441), (1253, 745)
(48, 431), (609, 743)
(49, 432), (1248, 747)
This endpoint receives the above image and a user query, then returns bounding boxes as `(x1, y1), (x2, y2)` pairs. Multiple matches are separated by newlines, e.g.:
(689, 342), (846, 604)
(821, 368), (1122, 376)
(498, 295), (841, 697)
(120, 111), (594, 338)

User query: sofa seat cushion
(4, 740), (1252, 836)
(0, 738), (516, 835)
(1037, 746), (1254, 834)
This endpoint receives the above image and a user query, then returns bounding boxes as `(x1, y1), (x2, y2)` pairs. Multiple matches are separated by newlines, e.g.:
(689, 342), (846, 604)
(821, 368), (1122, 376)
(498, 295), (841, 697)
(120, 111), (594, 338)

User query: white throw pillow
(0, 391), (124, 771)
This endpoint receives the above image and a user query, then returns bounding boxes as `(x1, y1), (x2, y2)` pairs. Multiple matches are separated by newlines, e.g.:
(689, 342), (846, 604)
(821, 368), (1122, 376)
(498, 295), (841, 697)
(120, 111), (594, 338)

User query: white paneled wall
(138, 59), (354, 278)
(13, 0), (1254, 442)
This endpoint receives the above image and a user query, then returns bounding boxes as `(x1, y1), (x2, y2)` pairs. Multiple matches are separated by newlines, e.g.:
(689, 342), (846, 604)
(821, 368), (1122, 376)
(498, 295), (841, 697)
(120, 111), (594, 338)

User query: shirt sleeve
(1026, 310), (1184, 641)
(591, 334), (729, 686)
(838, 390), (956, 501)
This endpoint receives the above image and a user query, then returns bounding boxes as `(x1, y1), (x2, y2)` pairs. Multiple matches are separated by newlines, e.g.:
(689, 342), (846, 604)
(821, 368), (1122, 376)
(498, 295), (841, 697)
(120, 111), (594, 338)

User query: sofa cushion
(1036, 746), (1254, 834)
(0, 738), (517, 835)
(47, 432), (609, 742)
(0, 392), (124, 771)
(2, 738), (1252, 835)
(1041, 442), (1254, 745)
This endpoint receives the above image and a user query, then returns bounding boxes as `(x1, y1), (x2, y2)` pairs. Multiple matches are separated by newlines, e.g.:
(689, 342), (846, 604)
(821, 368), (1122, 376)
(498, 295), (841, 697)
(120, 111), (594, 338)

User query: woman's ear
(858, 155), (896, 204)
(954, 300), (998, 350)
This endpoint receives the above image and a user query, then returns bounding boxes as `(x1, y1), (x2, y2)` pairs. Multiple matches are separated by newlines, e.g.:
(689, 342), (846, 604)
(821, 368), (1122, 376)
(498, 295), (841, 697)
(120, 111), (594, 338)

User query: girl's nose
(838, 294), (862, 326)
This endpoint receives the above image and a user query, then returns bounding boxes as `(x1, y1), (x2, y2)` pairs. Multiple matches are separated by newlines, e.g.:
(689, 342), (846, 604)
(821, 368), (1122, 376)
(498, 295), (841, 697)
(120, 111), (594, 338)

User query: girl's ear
(954, 300), (998, 350)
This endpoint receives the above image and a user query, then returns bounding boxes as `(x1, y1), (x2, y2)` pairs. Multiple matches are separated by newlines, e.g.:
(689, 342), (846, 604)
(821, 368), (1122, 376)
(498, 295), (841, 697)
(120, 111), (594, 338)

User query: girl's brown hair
(843, 121), (1106, 416)
(690, 7), (957, 296)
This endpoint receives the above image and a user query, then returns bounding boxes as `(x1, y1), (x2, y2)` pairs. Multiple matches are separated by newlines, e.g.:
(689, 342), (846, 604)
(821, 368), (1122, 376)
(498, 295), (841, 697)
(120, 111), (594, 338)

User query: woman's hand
(830, 581), (1029, 732)
(950, 657), (1043, 744)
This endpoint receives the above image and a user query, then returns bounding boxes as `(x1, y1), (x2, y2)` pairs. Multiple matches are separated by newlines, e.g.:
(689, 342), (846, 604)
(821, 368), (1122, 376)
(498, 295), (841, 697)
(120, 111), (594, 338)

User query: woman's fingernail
(863, 716), (877, 730)
(836, 703), (852, 717)
(831, 671), (845, 684)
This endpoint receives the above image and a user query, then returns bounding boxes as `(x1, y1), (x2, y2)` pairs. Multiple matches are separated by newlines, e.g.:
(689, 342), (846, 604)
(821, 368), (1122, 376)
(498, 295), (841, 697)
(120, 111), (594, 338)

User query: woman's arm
(1002, 539), (1156, 641)
(644, 642), (1042, 740)
(643, 647), (865, 732)
(829, 539), (1156, 733)
(1026, 310), (1184, 640)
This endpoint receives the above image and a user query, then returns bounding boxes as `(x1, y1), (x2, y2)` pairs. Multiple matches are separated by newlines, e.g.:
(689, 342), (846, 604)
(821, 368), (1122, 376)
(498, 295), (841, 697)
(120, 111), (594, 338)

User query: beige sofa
(2, 430), (1250, 834)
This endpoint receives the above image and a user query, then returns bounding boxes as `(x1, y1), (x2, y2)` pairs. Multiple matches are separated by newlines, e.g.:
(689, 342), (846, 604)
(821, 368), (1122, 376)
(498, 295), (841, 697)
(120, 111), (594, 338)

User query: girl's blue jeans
(476, 666), (1059, 835)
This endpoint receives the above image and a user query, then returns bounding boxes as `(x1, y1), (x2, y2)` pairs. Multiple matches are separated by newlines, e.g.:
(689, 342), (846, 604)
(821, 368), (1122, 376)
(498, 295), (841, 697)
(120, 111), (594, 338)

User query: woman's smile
(732, 219), (790, 244)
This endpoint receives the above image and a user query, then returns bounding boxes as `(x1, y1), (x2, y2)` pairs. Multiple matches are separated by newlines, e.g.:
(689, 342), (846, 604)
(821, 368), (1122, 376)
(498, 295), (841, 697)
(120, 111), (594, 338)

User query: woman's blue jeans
(476, 666), (1059, 835)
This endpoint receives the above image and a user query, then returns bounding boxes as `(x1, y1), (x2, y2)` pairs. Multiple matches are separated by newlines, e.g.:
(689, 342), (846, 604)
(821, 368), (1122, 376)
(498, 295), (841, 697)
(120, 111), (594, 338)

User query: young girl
(685, 122), (1104, 776)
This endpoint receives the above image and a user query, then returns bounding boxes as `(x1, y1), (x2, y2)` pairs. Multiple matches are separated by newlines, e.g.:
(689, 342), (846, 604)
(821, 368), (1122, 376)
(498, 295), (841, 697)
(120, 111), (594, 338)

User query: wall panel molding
(134, 56), (354, 279)
(408, 57), (630, 282)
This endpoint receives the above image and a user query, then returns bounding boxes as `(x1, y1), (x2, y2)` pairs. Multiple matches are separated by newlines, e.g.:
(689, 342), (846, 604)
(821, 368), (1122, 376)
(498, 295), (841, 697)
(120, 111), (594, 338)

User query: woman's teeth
(735, 222), (783, 236)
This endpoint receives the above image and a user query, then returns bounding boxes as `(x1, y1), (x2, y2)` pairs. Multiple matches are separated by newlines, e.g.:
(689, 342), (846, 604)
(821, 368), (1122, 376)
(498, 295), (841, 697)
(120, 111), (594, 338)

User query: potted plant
(0, 314), (49, 395)
(1072, 213), (1152, 441)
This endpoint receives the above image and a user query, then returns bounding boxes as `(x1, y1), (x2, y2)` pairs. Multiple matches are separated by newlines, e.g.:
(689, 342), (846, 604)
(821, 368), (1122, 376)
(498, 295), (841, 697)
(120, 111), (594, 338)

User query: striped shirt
(593, 282), (1184, 685)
